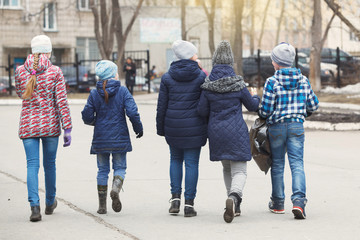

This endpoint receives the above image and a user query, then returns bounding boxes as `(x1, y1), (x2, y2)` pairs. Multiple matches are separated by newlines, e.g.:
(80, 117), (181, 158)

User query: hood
(201, 75), (246, 93)
(209, 64), (236, 81)
(96, 79), (120, 97)
(168, 59), (202, 82)
(24, 54), (52, 74)
(274, 68), (303, 90)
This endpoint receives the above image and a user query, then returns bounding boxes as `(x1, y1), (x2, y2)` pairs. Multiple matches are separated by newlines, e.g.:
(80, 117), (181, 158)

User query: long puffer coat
(156, 59), (207, 149)
(197, 64), (260, 161)
(15, 54), (72, 139)
(81, 80), (143, 154)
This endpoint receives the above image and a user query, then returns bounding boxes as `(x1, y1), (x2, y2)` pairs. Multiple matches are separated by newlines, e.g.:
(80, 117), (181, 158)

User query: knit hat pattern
(95, 60), (118, 80)
(271, 42), (296, 67)
(31, 35), (52, 54)
(172, 40), (197, 60)
(212, 40), (234, 66)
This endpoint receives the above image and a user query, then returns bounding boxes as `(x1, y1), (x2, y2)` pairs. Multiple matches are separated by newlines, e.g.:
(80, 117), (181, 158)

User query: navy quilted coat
(156, 59), (207, 148)
(82, 80), (143, 154)
(197, 64), (260, 161)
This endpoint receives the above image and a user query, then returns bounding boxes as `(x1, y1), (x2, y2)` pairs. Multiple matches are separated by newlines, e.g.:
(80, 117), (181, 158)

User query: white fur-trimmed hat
(31, 35), (52, 54)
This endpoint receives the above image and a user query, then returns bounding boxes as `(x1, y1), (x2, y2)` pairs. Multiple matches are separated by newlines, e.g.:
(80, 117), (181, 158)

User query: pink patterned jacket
(15, 54), (72, 139)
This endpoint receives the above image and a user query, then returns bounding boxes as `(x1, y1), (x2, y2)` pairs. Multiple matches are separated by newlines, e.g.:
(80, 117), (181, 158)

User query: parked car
(242, 54), (333, 87)
(61, 65), (96, 93)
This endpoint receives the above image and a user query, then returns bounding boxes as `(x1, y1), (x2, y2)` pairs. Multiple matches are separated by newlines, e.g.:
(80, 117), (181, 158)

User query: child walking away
(197, 41), (260, 223)
(82, 60), (143, 214)
(15, 35), (72, 222)
(259, 42), (319, 219)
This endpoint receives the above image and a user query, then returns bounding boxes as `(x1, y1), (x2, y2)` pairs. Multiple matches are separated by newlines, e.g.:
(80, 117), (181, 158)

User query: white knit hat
(31, 35), (52, 54)
(172, 40), (197, 60)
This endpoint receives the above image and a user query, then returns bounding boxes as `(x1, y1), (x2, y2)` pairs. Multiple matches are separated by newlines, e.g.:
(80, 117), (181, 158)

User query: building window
(43, 2), (57, 31)
(76, 37), (100, 60)
(78, 0), (90, 10)
(350, 32), (359, 42)
(0, 0), (21, 8)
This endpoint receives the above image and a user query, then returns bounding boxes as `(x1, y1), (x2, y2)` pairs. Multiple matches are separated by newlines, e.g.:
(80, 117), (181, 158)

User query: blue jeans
(268, 122), (306, 203)
(169, 146), (201, 200)
(22, 137), (59, 207)
(97, 153), (127, 186)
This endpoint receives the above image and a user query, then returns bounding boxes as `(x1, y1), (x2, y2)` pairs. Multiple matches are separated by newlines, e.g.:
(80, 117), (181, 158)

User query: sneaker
(292, 199), (307, 219)
(268, 198), (285, 214)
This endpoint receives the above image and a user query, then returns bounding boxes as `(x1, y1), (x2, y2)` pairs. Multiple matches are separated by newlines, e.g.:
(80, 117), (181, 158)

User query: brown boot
(30, 206), (42, 222)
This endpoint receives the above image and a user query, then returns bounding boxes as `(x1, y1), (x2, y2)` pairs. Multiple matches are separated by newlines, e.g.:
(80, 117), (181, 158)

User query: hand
(249, 87), (257, 96)
(136, 131), (143, 138)
(63, 128), (72, 147)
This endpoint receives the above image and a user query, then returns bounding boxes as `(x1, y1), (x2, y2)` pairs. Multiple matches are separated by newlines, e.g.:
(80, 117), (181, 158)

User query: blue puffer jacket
(156, 59), (207, 148)
(82, 80), (143, 154)
(197, 64), (260, 161)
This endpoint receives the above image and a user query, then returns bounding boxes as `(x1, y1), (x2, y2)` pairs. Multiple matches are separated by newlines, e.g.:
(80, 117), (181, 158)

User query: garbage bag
(249, 118), (272, 174)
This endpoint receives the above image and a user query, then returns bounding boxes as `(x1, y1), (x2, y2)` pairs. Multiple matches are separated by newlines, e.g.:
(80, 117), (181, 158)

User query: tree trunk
(309, 0), (322, 91)
(324, 0), (360, 39)
(201, 0), (216, 55)
(181, 0), (186, 40)
(249, 0), (256, 55)
(258, 0), (270, 49)
(275, 0), (285, 45)
(233, 0), (244, 75)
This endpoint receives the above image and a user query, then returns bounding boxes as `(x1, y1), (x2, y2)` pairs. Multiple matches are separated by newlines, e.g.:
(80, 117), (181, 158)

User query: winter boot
(168, 193), (181, 214)
(224, 192), (242, 223)
(30, 206), (42, 222)
(97, 185), (107, 214)
(45, 199), (58, 215)
(184, 199), (197, 217)
(110, 176), (123, 213)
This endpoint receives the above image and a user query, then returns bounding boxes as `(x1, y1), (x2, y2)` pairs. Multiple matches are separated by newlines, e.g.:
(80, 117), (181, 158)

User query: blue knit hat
(271, 42), (295, 67)
(31, 35), (52, 54)
(95, 60), (118, 80)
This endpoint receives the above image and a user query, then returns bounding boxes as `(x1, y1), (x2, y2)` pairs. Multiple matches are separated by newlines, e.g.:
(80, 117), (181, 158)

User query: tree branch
(321, 12), (336, 49)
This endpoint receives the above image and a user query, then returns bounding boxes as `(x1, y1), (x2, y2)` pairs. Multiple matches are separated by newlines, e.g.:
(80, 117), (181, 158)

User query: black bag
(249, 118), (272, 174)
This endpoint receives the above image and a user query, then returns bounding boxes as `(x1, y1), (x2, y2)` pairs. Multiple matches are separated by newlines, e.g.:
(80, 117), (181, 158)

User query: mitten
(63, 128), (72, 147)
(136, 131), (143, 138)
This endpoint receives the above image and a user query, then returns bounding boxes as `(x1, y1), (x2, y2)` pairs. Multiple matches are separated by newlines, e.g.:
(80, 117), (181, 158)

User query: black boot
(184, 199), (197, 217)
(223, 192), (242, 223)
(110, 176), (123, 213)
(45, 199), (58, 215)
(169, 194), (181, 214)
(30, 206), (42, 222)
(97, 185), (107, 214)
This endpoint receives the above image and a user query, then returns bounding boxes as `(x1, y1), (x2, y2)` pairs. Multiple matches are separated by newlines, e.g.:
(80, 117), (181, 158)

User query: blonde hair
(22, 53), (40, 99)
(102, 80), (109, 104)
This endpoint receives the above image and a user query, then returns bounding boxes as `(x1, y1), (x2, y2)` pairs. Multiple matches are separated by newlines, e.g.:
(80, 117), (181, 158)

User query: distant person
(150, 65), (157, 80)
(196, 59), (209, 76)
(156, 40), (207, 217)
(123, 57), (136, 95)
(197, 40), (260, 223)
(82, 60), (143, 214)
(15, 35), (72, 222)
(259, 42), (319, 219)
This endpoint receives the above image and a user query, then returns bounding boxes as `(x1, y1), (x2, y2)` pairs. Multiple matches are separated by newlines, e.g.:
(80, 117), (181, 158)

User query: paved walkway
(1, 97), (360, 240)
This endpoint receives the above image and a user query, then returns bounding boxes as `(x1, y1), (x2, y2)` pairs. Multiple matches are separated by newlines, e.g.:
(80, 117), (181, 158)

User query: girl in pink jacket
(15, 35), (72, 222)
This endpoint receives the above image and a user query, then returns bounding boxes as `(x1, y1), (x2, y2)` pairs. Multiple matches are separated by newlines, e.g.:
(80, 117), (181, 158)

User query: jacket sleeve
(156, 77), (168, 136)
(197, 91), (210, 117)
(258, 79), (276, 119)
(306, 87), (319, 113)
(15, 68), (23, 98)
(81, 91), (96, 126)
(55, 69), (72, 130)
(123, 88), (143, 134)
(240, 87), (260, 112)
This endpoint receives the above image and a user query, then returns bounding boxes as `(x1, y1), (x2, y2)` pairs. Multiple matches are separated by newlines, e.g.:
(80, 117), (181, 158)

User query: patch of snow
(321, 83), (360, 94)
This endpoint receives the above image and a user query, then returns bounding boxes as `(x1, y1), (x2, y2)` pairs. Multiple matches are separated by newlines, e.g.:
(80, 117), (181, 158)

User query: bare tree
(321, 13), (336, 48)
(201, 0), (217, 55)
(309, 0), (322, 91)
(181, 0), (187, 39)
(249, 0), (256, 55)
(90, 0), (116, 60)
(232, 0), (244, 75)
(113, 0), (144, 76)
(258, 0), (271, 49)
(275, 0), (285, 45)
(324, 0), (360, 39)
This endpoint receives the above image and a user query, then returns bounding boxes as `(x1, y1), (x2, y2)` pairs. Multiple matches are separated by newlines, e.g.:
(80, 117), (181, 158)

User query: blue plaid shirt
(259, 68), (319, 125)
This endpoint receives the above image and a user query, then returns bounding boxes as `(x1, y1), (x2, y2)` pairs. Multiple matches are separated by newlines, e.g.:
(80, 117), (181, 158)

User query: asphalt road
(1, 102), (360, 240)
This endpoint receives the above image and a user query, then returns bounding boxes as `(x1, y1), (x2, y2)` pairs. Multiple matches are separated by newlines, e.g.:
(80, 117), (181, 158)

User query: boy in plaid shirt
(259, 42), (319, 219)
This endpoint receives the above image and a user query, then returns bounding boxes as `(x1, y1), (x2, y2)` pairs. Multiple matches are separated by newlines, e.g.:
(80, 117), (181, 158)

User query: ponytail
(102, 80), (109, 104)
(22, 53), (40, 99)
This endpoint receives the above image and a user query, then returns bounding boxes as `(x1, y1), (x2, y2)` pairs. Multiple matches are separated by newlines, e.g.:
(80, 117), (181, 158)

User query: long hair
(102, 80), (109, 104)
(22, 53), (40, 99)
